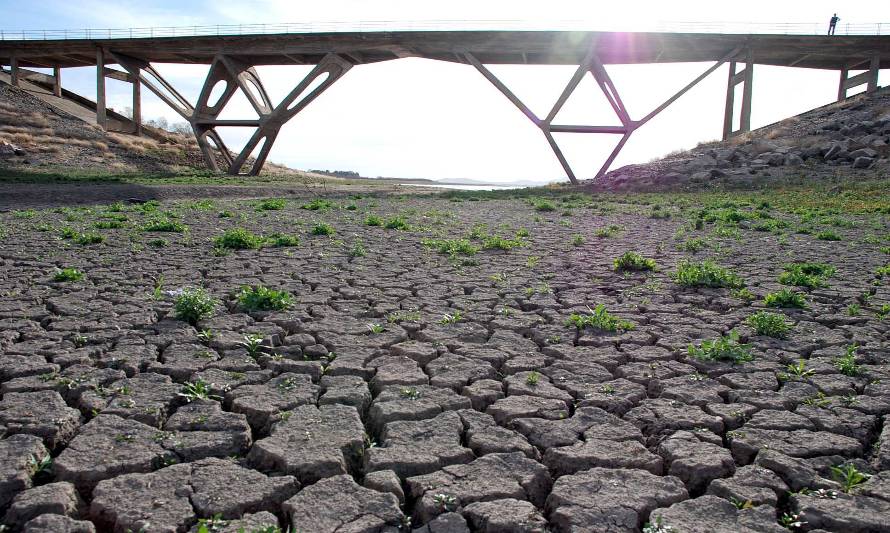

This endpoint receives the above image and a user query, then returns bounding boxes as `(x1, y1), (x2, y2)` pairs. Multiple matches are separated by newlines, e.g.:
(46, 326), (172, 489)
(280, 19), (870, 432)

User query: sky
(3, 0), (890, 183)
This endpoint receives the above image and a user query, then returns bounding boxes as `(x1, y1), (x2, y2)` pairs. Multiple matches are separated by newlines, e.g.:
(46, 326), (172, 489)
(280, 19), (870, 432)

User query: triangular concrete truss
(111, 52), (351, 175)
(466, 43), (740, 183)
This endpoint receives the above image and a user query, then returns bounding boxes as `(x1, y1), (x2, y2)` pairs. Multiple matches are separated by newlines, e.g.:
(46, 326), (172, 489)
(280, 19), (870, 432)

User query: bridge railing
(1, 19), (889, 41)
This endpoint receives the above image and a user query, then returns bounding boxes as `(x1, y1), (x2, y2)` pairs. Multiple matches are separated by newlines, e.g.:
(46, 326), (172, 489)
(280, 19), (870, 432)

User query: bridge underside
(1, 31), (887, 181)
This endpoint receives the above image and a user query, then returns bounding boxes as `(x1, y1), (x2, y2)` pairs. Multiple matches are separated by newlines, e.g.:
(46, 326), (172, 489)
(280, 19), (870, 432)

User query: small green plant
(688, 331), (753, 364)
(240, 334), (266, 358)
(53, 268), (83, 282)
(746, 311), (791, 337)
(311, 222), (335, 236)
(173, 288), (217, 325)
(214, 228), (264, 250)
(148, 238), (168, 248)
(367, 323), (385, 334)
(399, 387), (421, 400)
(73, 232), (104, 245)
(143, 218), (186, 233)
(778, 512), (805, 530)
(432, 493), (457, 511)
(237, 285), (294, 311)
(197, 329), (214, 344)
(301, 198), (333, 211)
(779, 262), (835, 288)
(525, 371), (540, 386)
(614, 251), (656, 272)
(830, 463), (870, 493)
(266, 233), (300, 247)
(802, 391), (832, 408)
(349, 240), (367, 258)
(257, 198), (286, 211)
(422, 238), (478, 257)
(834, 344), (861, 376)
(877, 304), (890, 320)
(764, 288), (807, 309)
(780, 360), (815, 381)
(439, 311), (463, 325)
(876, 264), (890, 279)
(533, 199), (556, 212)
(672, 259), (744, 289)
(678, 237), (709, 253)
(178, 379), (219, 403)
(27, 454), (53, 476)
(566, 304), (634, 333)
(594, 224), (623, 238)
(482, 235), (524, 250)
(847, 303), (861, 316)
(364, 214), (383, 226)
(642, 516), (674, 533)
(384, 216), (410, 230)
(816, 230), (841, 241)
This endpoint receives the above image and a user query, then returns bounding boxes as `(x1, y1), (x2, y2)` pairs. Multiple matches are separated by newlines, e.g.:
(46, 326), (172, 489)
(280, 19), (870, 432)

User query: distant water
(401, 182), (526, 191)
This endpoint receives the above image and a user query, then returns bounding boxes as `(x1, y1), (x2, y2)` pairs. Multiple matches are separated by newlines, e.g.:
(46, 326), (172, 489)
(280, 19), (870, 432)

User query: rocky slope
(0, 83), (295, 176)
(593, 87), (890, 191)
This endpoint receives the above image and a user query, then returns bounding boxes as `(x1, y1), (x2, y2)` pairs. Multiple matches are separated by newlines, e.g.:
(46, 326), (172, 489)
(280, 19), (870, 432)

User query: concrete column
(53, 66), (62, 97)
(96, 48), (106, 130)
(10, 54), (19, 87)
(867, 56), (880, 93)
(133, 70), (142, 136)
(739, 50), (754, 134)
(838, 67), (849, 101)
(722, 61), (736, 140)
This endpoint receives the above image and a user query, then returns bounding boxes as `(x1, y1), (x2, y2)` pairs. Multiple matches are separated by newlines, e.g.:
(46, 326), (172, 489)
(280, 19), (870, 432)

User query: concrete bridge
(1, 29), (888, 181)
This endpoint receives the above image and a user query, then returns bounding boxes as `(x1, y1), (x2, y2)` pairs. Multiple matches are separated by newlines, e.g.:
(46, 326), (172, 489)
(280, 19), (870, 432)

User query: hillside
(591, 87), (890, 192)
(0, 83), (300, 177)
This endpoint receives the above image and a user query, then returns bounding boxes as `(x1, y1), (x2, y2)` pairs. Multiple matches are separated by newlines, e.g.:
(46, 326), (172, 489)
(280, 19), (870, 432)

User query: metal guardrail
(0, 19), (888, 41)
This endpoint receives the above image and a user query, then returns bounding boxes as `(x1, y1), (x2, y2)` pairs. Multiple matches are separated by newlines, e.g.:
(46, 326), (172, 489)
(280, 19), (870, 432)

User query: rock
(657, 431), (735, 494)
(849, 147), (878, 159)
(0, 390), (81, 450)
(78, 372), (180, 428)
(625, 398), (724, 438)
(91, 459), (298, 531)
(792, 491), (890, 532)
(649, 494), (786, 532)
(90, 463), (194, 533)
(369, 385), (471, 432)
(187, 458), (299, 518)
(853, 156), (874, 169)
(187, 511), (280, 533)
(318, 374), (372, 411)
(513, 406), (640, 450)
(0, 434), (49, 509)
(730, 428), (862, 464)
(406, 453), (551, 523)
(457, 409), (537, 459)
(226, 373), (318, 433)
(248, 403), (364, 483)
(283, 474), (405, 532)
(22, 515), (96, 533)
(3, 481), (83, 527)
(54, 415), (174, 491)
(364, 469), (405, 503)
(366, 410), (474, 478)
(707, 464), (788, 507)
(161, 399), (252, 461)
(754, 450), (838, 492)
(412, 512), (470, 533)
(544, 438), (663, 476)
(785, 153), (804, 166)
(546, 467), (687, 532)
(463, 498), (548, 532)
(485, 395), (568, 426)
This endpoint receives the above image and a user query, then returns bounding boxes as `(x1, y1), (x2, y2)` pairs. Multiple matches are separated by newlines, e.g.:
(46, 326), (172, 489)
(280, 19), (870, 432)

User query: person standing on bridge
(828, 13), (840, 35)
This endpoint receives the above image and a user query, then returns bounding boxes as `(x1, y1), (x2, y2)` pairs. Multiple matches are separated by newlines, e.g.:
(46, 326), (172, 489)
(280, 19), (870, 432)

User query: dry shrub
(0, 110), (49, 128)
(0, 125), (54, 136)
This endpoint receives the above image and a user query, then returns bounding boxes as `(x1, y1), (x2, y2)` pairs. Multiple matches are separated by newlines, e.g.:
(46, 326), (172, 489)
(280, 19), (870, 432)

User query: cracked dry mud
(0, 192), (888, 533)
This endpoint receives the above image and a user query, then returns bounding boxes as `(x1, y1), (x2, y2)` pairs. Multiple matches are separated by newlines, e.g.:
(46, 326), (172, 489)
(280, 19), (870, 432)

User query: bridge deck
(2, 31), (889, 69)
